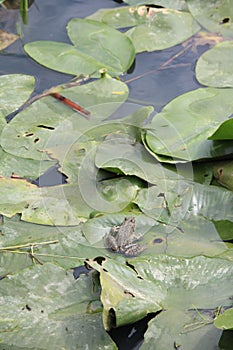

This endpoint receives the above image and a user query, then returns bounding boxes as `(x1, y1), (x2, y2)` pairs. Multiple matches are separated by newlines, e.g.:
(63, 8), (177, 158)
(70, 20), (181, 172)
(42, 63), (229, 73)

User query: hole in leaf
(220, 17), (230, 24)
(153, 238), (163, 244)
(24, 132), (34, 137)
(109, 311), (162, 349)
(34, 137), (39, 143)
(37, 124), (55, 130)
(93, 256), (106, 265)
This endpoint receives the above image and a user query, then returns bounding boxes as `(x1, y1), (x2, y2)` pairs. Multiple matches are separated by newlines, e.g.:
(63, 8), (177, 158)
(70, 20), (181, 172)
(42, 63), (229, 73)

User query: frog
(104, 217), (144, 256)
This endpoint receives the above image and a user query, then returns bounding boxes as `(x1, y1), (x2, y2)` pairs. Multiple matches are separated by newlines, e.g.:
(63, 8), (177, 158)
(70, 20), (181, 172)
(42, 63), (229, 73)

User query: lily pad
(145, 88), (233, 162)
(0, 263), (116, 349)
(196, 41), (233, 87)
(0, 74), (128, 161)
(187, 0), (233, 38)
(123, 1), (187, 10)
(0, 74), (35, 117)
(82, 212), (227, 257)
(125, 8), (200, 52)
(209, 118), (233, 141)
(134, 180), (233, 225)
(214, 308), (233, 330)
(95, 133), (182, 184)
(87, 253), (233, 336)
(24, 19), (135, 77)
(0, 173), (142, 225)
(0, 216), (102, 275)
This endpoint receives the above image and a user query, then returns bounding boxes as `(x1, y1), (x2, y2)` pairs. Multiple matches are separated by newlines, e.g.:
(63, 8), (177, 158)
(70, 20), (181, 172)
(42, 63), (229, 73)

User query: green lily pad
(125, 8), (200, 52)
(0, 263), (116, 349)
(0, 74), (128, 161)
(0, 216), (103, 275)
(0, 172), (142, 225)
(214, 308), (233, 330)
(24, 19), (135, 77)
(82, 212), (227, 258)
(134, 180), (233, 225)
(0, 74), (35, 117)
(145, 88), (233, 162)
(123, 1), (187, 10)
(209, 118), (233, 141)
(95, 133), (182, 184)
(88, 253), (233, 337)
(141, 308), (221, 350)
(196, 41), (233, 88)
(187, 0), (233, 38)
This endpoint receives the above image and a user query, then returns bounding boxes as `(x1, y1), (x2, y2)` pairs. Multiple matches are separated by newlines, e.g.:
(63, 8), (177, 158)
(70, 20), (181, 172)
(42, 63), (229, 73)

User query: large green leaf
(95, 133), (182, 184)
(125, 7), (200, 52)
(0, 74), (35, 117)
(82, 212), (228, 258)
(134, 180), (233, 224)
(24, 19), (135, 77)
(0, 74), (128, 161)
(123, 1), (187, 10)
(88, 253), (233, 344)
(0, 75), (56, 177)
(214, 308), (233, 330)
(187, 0), (233, 38)
(0, 173), (142, 225)
(0, 263), (116, 349)
(145, 88), (233, 162)
(209, 119), (233, 141)
(196, 41), (233, 88)
(0, 216), (102, 275)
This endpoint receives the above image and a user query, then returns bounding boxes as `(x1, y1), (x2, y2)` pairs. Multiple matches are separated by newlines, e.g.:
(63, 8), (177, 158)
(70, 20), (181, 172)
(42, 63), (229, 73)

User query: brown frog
(104, 217), (144, 256)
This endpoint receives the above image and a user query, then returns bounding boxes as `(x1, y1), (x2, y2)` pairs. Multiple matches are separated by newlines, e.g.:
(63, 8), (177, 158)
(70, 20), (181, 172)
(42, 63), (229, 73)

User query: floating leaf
(0, 216), (102, 274)
(0, 263), (115, 349)
(0, 74), (35, 117)
(134, 180), (233, 225)
(125, 8), (200, 52)
(214, 308), (233, 330)
(123, 1), (187, 10)
(208, 118), (233, 141)
(196, 41), (233, 87)
(24, 19), (135, 77)
(187, 0), (233, 38)
(88, 253), (233, 339)
(82, 212), (227, 258)
(95, 133), (186, 184)
(0, 172), (142, 225)
(145, 88), (233, 162)
(0, 74), (128, 161)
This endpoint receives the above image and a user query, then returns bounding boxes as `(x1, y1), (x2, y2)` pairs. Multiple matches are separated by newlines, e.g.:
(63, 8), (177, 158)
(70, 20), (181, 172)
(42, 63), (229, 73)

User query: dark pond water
(1, 1), (231, 349)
